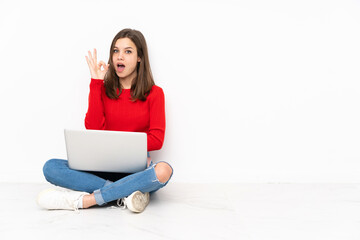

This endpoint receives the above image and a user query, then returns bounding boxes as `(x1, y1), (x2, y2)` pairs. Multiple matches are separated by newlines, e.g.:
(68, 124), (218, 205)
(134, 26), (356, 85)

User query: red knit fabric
(85, 78), (166, 151)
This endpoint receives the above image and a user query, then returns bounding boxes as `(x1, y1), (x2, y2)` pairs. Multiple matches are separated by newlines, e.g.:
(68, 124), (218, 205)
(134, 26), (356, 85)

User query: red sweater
(84, 78), (166, 151)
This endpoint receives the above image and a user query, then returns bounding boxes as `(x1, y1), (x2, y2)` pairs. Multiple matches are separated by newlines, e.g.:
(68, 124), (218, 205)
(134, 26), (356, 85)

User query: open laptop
(64, 129), (147, 173)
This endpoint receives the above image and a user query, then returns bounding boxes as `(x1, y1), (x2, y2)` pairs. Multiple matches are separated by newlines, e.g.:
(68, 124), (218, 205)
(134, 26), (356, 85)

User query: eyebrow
(114, 46), (134, 49)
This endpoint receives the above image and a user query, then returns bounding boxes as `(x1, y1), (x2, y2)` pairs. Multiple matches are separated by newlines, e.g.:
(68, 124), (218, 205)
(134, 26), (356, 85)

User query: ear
(137, 57), (141, 62)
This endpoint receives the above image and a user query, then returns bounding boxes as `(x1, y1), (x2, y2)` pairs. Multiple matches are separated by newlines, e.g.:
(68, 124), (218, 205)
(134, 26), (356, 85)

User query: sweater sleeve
(84, 78), (106, 130)
(147, 87), (166, 151)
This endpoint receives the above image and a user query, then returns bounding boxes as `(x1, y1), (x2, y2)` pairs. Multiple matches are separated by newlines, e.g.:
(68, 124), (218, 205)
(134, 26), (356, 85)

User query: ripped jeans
(42, 153), (173, 206)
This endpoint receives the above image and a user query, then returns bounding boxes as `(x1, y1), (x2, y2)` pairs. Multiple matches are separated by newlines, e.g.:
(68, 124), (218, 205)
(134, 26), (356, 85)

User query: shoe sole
(128, 191), (150, 213)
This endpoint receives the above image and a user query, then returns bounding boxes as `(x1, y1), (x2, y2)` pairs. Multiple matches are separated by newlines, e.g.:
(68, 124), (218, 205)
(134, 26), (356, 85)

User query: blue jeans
(42, 155), (173, 206)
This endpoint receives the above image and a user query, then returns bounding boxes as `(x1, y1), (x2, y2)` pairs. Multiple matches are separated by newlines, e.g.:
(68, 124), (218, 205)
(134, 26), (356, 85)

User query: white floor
(1, 182), (360, 240)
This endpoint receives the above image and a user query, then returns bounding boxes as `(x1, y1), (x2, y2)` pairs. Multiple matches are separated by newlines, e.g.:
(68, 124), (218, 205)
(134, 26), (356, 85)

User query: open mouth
(116, 63), (125, 72)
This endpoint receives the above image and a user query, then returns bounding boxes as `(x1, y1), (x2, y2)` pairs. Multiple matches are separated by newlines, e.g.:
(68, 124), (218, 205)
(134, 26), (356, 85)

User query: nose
(117, 51), (124, 60)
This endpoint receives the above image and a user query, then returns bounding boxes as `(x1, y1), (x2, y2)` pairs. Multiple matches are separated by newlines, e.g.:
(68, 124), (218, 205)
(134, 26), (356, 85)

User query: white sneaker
(117, 191), (150, 213)
(37, 187), (89, 211)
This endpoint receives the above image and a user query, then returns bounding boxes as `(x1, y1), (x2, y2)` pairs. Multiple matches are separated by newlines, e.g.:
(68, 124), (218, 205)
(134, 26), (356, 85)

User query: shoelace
(116, 198), (127, 209)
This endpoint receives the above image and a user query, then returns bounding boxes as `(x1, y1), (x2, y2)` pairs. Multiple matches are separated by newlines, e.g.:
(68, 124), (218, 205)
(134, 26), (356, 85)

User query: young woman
(37, 29), (173, 213)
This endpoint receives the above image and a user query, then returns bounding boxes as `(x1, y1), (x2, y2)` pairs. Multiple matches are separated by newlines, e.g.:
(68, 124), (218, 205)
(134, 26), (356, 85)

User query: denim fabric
(43, 155), (173, 206)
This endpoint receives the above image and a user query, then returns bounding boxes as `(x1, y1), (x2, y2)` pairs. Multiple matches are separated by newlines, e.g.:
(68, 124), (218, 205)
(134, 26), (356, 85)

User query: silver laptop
(64, 129), (147, 173)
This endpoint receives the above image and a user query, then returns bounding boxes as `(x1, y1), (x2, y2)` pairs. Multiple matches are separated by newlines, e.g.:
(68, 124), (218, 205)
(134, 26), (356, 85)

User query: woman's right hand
(85, 48), (109, 80)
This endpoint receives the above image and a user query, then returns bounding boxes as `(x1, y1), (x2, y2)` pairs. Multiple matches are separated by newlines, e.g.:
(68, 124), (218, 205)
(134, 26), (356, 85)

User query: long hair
(104, 28), (155, 101)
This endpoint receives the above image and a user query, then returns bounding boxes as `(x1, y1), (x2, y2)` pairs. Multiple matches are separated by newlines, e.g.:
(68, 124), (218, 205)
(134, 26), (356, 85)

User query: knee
(154, 162), (173, 184)
(43, 159), (65, 180)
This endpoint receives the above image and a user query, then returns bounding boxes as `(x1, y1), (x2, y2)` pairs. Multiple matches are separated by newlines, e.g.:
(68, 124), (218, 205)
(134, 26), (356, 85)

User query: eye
(125, 50), (132, 54)
(113, 49), (118, 53)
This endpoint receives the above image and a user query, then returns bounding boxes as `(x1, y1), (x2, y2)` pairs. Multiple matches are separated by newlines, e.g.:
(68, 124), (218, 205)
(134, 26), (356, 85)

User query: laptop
(64, 129), (147, 173)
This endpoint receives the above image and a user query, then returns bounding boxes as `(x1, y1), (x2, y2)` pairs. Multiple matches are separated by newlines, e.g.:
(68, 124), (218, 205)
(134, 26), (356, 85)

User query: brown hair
(104, 28), (154, 101)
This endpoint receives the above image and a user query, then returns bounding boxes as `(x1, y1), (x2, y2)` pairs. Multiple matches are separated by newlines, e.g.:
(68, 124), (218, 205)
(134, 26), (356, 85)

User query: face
(112, 37), (141, 81)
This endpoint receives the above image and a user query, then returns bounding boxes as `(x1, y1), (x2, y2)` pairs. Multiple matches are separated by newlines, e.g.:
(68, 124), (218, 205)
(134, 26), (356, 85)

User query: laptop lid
(64, 129), (147, 173)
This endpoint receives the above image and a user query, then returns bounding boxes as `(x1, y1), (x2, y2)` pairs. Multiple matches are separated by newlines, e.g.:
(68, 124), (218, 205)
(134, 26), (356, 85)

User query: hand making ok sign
(85, 48), (109, 80)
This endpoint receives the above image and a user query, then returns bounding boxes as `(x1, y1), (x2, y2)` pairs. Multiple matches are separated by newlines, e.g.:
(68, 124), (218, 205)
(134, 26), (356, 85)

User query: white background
(0, 0), (360, 183)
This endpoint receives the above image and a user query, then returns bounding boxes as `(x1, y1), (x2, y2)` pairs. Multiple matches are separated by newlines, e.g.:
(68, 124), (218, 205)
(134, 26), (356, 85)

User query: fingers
(94, 48), (97, 66)
(85, 55), (95, 73)
(98, 61), (110, 72)
(86, 49), (99, 68)
(85, 55), (90, 67)
(87, 50), (94, 67)
(86, 49), (107, 78)
(98, 60), (105, 66)
(87, 49), (100, 66)
(88, 50), (93, 62)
